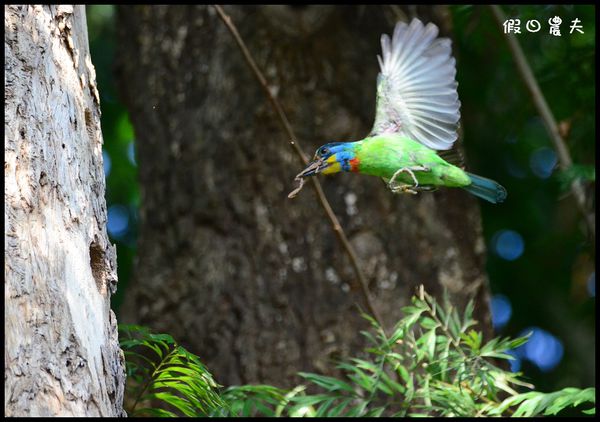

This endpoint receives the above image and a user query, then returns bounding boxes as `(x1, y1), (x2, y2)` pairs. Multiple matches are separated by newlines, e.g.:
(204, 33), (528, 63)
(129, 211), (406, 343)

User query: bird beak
(295, 156), (331, 178)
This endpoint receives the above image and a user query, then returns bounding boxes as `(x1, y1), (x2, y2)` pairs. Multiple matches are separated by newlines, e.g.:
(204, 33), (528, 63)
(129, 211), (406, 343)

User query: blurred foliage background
(86, 4), (595, 395)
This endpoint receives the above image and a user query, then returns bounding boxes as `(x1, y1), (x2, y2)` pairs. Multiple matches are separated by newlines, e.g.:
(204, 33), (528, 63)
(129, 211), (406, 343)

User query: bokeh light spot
(529, 147), (557, 179)
(587, 272), (595, 297)
(521, 327), (564, 372)
(107, 204), (130, 238)
(103, 150), (112, 177)
(492, 229), (525, 261)
(490, 294), (512, 330)
(127, 142), (137, 166)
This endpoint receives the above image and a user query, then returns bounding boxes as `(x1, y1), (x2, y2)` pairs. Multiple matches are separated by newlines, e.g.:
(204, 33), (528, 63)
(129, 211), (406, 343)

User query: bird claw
(389, 184), (418, 195)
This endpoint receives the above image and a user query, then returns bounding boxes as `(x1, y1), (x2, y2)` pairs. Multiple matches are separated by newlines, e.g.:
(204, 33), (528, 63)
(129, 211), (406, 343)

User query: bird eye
(319, 147), (330, 156)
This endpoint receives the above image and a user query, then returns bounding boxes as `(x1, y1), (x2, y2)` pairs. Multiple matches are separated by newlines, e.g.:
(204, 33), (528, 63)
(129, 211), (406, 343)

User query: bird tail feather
(463, 172), (507, 204)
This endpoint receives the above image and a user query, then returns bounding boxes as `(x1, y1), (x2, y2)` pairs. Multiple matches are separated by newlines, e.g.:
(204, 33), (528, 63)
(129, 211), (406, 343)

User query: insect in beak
(295, 157), (330, 178)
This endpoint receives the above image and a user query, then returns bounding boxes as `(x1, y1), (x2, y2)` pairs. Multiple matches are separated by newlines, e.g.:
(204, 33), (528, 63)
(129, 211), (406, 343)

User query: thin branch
(213, 5), (386, 333)
(489, 5), (595, 241)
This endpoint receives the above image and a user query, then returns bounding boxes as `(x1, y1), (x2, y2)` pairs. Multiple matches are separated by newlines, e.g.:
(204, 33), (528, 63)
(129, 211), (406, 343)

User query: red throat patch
(349, 157), (360, 172)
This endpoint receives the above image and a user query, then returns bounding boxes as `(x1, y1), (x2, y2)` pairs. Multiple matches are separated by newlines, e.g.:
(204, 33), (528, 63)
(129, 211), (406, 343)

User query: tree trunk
(116, 5), (493, 387)
(4, 5), (125, 416)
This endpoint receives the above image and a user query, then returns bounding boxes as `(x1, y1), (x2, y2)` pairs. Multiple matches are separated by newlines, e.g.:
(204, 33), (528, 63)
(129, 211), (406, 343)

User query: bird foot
(390, 184), (419, 195)
(387, 165), (430, 194)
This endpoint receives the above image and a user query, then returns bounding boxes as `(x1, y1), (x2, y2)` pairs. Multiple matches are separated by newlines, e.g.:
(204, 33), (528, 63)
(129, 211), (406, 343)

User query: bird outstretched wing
(369, 19), (461, 151)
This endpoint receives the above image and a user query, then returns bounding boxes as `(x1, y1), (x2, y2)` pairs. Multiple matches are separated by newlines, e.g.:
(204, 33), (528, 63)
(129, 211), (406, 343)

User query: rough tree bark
(4, 5), (125, 416)
(116, 5), (493, 387)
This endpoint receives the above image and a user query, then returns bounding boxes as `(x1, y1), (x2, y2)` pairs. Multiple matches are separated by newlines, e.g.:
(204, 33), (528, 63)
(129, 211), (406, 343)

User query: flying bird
(290, 18), (506, 204)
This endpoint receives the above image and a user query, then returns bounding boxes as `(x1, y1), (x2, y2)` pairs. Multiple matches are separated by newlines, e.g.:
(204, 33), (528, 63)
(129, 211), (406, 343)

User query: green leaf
(241, 396), (255, 417)
(557, 163), (596, 190)
(419, 316), (440, 330)
(462, 299), (475, 331)
(337, 362), (375, 393)
(360, 329), (379, 346)
(405, 372), (415, 403)
(298, 372), (355, 394)
(583, 408), (596, 415)
(437, 338), (451, 381)
(543, 387), (596, 416)
(143, 391), (196, 416)
(290, 394), (333, 407)
(422, 329), (437, 361)
(364, 405), (386, 416)
(328, 398), (352, 417)
(402, 307), (425, 329)
(379, 370), (406, 394)
(254, 400), (275, 416)
(506, 334), (531, 349)
(133, 407), (178, 417)
(492, 387), (596, 417)
(388, 325), (405, 344)
(351, 357), (381, 374)
(396, 364), (410, 384)
(314, 397), (336, 417)
(460, 330), (482, 352)
(275, 385), (306, 416)
(449, 306), (462, 335)
(345, 400), (368, 417)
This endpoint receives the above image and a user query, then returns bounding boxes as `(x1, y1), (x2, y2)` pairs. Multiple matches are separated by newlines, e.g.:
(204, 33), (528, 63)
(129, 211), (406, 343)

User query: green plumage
(353, 134), (471, 187)
(352, 134), (506, 204)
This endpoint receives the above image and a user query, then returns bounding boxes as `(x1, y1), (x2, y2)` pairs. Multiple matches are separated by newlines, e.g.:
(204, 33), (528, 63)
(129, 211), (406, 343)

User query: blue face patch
(315, 142), (356, 172)
(315, 142), (343, 159)
(336, 149), (354, 172)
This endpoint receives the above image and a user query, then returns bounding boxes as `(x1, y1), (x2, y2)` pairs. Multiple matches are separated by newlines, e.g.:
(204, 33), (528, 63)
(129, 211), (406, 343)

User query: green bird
(292, 18), (507, 204)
